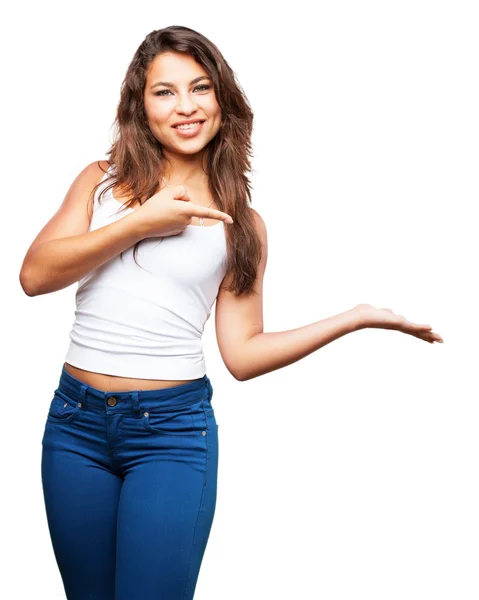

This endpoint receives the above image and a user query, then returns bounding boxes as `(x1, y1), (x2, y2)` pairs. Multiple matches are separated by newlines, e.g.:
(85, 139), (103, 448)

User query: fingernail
(227, 218), (234, 224)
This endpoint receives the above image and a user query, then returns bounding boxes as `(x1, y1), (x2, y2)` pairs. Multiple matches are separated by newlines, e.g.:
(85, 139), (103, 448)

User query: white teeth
(174, 121), (203, 130)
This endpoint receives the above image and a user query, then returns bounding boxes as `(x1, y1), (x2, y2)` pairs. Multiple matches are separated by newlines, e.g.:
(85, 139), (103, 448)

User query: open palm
(354, 304), (444, 344)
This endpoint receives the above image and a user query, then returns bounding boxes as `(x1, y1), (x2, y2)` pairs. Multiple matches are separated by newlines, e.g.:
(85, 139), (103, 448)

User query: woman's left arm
(215, 210), (358, 381)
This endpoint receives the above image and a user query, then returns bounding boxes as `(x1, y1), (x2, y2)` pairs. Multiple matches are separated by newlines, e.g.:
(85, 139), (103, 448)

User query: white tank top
(64, 166), (228, 379)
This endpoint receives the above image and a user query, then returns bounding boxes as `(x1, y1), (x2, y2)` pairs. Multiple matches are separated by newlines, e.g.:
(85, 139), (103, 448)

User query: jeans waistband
(57, 364), (214, 415)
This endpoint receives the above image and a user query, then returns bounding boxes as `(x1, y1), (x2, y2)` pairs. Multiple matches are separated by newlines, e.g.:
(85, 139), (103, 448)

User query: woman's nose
(175, 96), (198, 113)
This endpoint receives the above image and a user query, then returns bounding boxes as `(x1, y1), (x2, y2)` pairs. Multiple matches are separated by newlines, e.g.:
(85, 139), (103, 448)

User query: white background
(3, 1), (478, 598)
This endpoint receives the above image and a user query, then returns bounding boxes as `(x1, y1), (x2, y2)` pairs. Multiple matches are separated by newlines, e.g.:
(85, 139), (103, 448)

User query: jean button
(107, 397), (118, 407)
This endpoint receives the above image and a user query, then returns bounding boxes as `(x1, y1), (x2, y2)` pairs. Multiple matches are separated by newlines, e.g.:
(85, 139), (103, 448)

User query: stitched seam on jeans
(182, 402), (209, 600)
(46, 405), (82, 423)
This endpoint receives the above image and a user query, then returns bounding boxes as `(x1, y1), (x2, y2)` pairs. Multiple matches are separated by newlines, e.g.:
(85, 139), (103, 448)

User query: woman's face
(143, 52), (222, 155)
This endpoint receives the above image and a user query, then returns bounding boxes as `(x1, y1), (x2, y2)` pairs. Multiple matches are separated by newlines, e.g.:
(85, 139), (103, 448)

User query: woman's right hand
(133, 184), (233, 238)
(353, 303), (444, 344)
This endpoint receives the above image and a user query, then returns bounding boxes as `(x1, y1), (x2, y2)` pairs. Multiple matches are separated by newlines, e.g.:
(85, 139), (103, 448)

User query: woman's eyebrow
(150, 76), (212, 90)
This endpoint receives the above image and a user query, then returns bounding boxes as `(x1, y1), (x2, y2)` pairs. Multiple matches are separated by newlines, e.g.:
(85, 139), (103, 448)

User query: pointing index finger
(189, 203), (234, 224)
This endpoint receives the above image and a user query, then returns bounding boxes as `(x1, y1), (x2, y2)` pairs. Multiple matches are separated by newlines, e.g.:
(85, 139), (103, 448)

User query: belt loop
(79, 384), (87, 409)
(130, 391), (141, 416)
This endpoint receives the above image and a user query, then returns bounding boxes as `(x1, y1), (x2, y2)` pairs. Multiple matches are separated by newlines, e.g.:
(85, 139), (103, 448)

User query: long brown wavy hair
(92, 25), (262, 297)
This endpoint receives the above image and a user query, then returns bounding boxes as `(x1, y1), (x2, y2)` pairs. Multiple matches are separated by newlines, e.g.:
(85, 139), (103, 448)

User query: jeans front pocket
(46, 389), (82, 424)
(140, 397), (207, 437)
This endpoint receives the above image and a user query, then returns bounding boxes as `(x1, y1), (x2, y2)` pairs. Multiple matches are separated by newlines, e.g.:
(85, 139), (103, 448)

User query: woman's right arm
(19, 161), (146, 297)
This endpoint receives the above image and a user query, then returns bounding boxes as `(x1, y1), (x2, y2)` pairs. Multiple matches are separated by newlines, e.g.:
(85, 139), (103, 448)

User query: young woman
(19, 25), (443, 600)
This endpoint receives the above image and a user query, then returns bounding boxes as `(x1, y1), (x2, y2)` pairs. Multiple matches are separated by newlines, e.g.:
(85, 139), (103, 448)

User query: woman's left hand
(353, 304), (444, 344)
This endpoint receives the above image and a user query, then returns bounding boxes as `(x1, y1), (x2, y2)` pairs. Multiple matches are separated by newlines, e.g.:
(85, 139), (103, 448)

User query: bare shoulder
(22, 160), (110, 255)
(64, 160), (111, 218)
(250, 207), (266, 232)
(220, 207), (267, 291)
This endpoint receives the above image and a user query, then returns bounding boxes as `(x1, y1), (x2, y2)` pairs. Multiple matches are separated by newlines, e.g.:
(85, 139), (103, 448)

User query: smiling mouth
(172, 120), (206, 130)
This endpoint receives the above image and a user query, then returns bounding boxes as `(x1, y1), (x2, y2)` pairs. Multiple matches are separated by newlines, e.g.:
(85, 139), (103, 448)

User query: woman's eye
(154, 84), (211, 97)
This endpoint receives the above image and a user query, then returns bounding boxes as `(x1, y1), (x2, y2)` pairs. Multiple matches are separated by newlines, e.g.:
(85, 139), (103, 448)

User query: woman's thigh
(115, 411), (219, 600)
(41, 395), (122, 600)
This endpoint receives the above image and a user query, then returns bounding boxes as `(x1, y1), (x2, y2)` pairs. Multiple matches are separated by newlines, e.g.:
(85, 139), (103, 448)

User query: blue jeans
(41, 365), (219, 600)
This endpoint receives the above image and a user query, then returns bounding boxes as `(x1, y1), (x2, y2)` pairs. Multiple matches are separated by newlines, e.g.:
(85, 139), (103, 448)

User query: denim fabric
(41, 365), (218, 600)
